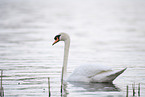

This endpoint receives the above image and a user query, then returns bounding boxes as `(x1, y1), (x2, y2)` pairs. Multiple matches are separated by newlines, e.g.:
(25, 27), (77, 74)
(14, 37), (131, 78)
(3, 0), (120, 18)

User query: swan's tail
(106, 68), (127, 82)
(91, 68), (127, 83)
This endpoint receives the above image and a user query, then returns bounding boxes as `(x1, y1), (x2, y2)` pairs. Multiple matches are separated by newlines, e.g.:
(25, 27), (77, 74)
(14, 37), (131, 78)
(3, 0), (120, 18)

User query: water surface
(0, 0), (145, 97)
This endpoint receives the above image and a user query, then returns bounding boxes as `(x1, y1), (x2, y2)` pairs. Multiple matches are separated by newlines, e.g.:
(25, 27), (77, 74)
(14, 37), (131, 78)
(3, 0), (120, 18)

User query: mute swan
(52, 33), (126, 83)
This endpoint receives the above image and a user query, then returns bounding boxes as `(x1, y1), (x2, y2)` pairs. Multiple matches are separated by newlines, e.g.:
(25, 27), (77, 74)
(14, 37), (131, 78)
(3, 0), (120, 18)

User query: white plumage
(67, 64), (126, 83)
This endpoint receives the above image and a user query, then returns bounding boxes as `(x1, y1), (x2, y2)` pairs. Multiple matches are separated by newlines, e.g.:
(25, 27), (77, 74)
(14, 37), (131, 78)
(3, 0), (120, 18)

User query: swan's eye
(54, 35), (61, 40)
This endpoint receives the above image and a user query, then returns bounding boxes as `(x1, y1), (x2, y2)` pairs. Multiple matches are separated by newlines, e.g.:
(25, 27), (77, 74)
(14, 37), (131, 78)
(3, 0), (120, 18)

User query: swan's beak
(52, 37), (59, 45)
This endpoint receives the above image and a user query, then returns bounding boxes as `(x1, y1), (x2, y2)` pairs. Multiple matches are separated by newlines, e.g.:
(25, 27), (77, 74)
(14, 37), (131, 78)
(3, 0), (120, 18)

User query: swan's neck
(63, 38), (70, 80)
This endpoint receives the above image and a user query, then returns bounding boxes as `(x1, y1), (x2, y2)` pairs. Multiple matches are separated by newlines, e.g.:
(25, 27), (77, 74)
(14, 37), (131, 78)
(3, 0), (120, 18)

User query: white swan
(52, 33), (126, 83)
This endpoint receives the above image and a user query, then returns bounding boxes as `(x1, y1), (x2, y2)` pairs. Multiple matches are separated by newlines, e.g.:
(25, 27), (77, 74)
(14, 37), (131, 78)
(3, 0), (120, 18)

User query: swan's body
(53, 33), (126, 83)
(67, 64), (126, 83)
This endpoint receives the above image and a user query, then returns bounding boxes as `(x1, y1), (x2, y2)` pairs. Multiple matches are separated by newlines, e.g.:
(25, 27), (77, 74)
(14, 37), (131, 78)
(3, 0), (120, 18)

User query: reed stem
(138, 83), (140, 97)
(132, 83), (135, 96)
(48, 77), (51, 97)
(0, 70), (4, 97)
(1, 70), (2, 89)
(126, 85), (128, 97)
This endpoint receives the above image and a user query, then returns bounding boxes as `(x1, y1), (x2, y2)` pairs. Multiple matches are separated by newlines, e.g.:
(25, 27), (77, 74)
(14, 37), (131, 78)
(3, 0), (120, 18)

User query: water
(0, 0), (145, 96)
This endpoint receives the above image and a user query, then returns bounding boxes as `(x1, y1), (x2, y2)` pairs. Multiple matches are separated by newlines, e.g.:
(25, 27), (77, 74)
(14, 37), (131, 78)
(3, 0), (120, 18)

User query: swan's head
(52, 33), (70, 45)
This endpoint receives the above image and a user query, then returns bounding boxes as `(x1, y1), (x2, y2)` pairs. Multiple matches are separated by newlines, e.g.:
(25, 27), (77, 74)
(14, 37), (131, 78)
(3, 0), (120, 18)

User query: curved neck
(63, 38), (70, 80)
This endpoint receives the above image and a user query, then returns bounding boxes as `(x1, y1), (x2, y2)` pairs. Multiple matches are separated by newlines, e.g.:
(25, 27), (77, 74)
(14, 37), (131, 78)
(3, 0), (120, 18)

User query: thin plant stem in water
(0, 70), (4, 97)
(126, 85), (129, 97)
(48, 77), (51, 97)
(138, 83), (140, 97)
(132, 83), (135, 96)
(1, 70), (2, 90)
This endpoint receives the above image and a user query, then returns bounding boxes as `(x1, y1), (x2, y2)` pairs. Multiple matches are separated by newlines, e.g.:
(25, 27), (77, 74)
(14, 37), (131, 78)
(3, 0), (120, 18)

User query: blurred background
(0, 0), (145, 97)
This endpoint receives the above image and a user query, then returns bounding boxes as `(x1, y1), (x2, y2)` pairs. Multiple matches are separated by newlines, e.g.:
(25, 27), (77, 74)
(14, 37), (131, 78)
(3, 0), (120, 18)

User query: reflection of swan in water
(68, 82), (120, 92)
(61, 82), (120, 97)
(53, 33), (127, 83)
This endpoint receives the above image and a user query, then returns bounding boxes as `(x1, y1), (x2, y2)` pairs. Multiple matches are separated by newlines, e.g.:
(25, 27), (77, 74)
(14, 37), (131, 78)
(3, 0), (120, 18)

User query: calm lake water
(0, 0), (145, 97)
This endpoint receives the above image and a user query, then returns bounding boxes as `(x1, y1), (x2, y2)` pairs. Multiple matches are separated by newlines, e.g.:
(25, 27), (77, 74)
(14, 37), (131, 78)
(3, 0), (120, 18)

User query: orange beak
(52, 37), (59, 45)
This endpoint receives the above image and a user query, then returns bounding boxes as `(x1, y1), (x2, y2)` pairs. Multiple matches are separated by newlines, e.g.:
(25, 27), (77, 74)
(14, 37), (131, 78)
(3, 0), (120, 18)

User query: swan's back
(67, 64), (111, 82)
(67, 64), (126, 83)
